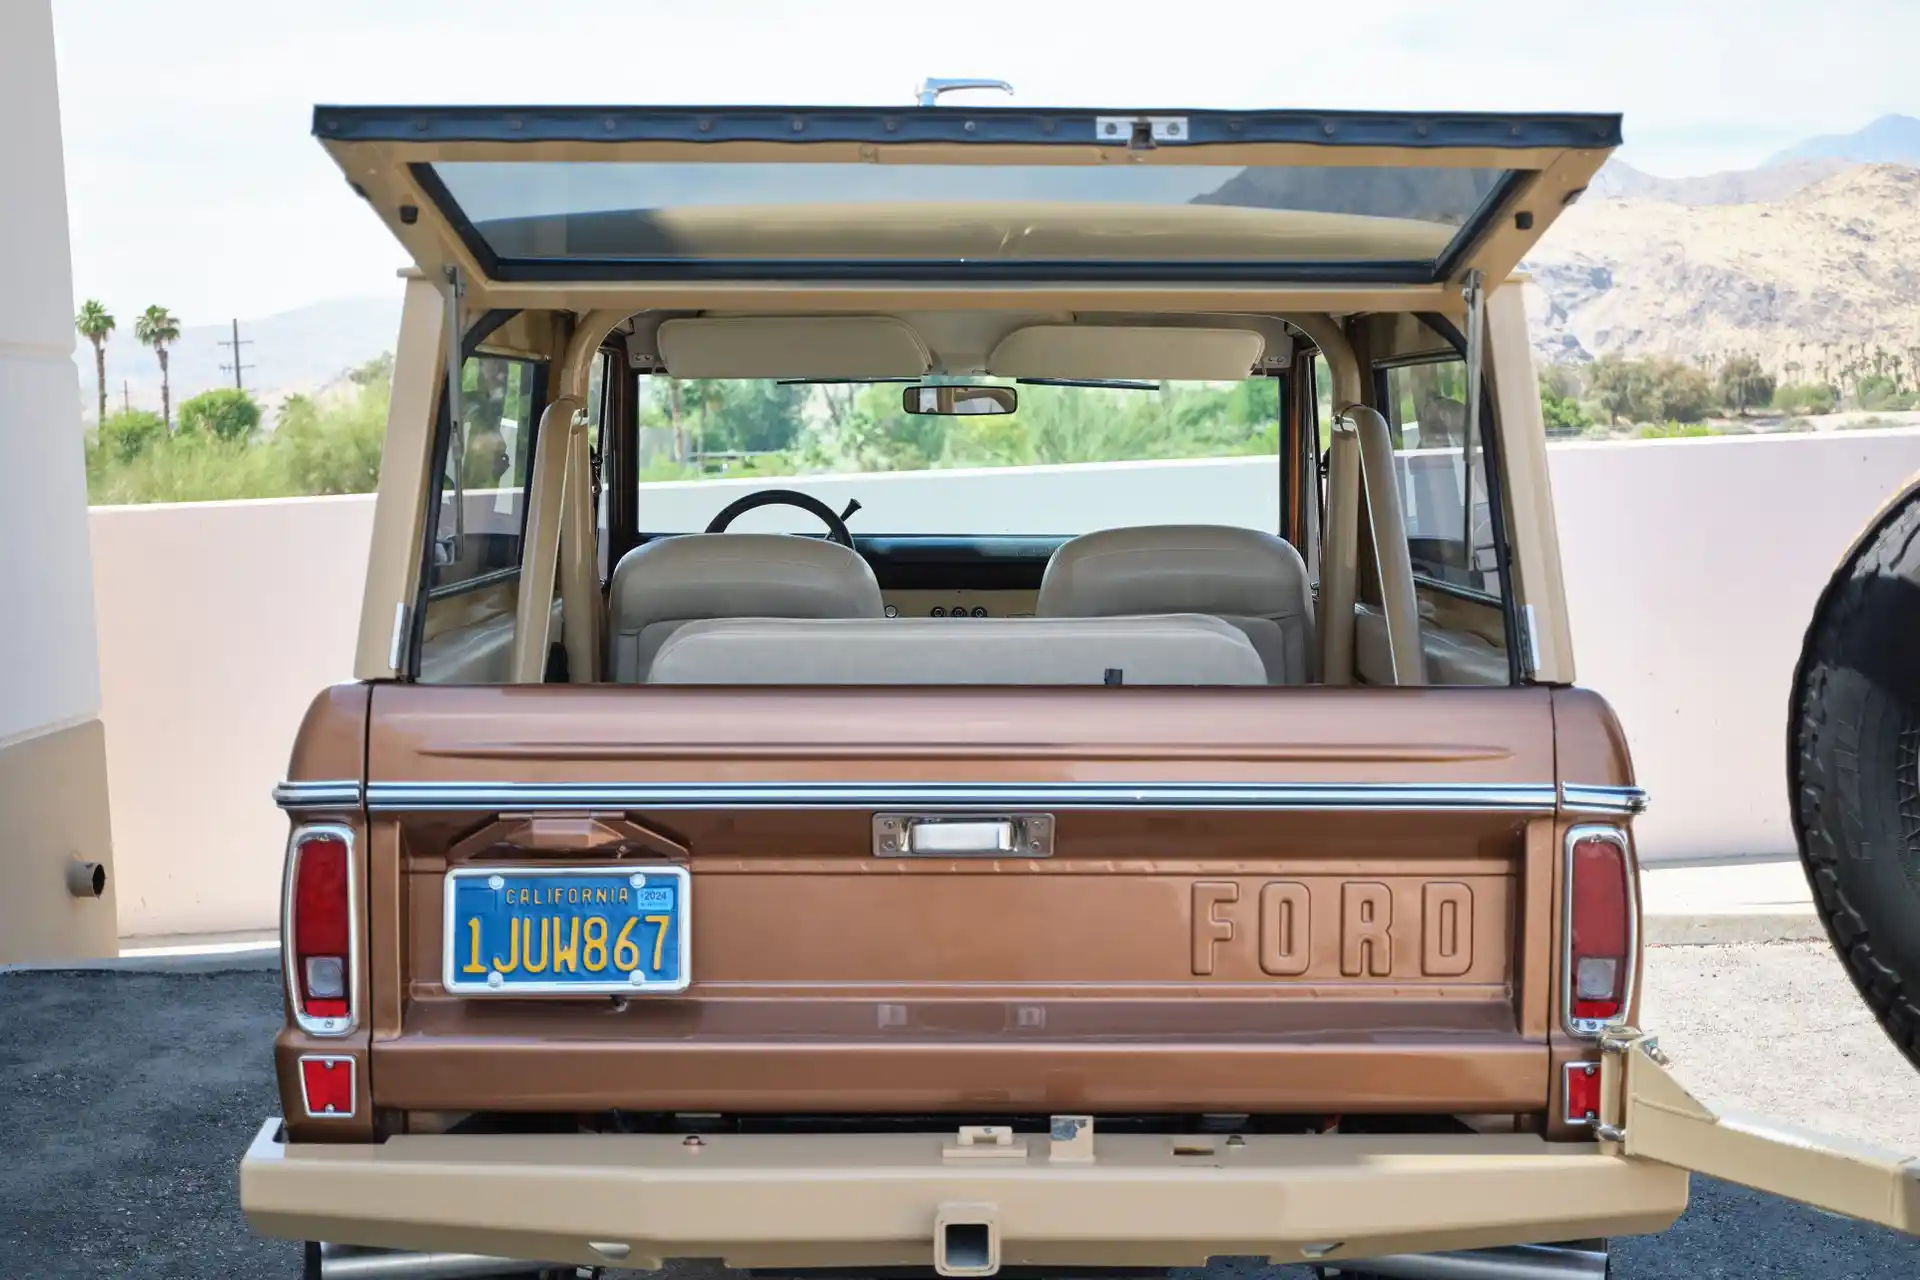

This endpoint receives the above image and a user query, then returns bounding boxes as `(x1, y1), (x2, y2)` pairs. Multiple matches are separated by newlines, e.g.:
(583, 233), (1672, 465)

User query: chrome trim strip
(441, 864), (693, 997)
(368, 781), (1560, 814)
(1561, 823), (1638, 1041)
(283, 823), (360, 1039)
(1560, 783), (1649, 816)
(273, 780), (363, 810)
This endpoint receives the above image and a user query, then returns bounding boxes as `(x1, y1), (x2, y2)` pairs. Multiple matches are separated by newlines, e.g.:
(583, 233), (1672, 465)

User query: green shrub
(1636, 420), (1716, 439)
(273, 384), (386, 496)
(86, 429), (296, 505)
(178, 388), (262, 442)
(86, 356), (393, 505)
(1773, 382), (1838, 415)
(1855, 375), (1918, 412)
(1541, 387), (1592, 435)
(95, 408), (166, 463)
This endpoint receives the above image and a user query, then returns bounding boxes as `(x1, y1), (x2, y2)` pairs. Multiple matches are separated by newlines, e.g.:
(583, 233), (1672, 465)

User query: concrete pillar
(0, 0), (119, 961)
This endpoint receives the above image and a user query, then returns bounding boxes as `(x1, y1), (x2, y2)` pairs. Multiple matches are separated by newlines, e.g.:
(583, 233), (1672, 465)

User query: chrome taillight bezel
(282, 823), (358, 1037)
(1561, 823), (1636, 1039)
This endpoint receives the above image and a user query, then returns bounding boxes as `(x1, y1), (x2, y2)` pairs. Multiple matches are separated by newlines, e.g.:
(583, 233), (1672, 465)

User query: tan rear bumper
(240, 1119), (1687, 1270)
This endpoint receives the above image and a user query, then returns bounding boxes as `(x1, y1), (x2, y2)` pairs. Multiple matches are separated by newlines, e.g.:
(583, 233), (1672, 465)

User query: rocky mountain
(1767, 114), (1920, 166)
(1588, 157), (1848, 207)
(1525, 161), (1920, 373)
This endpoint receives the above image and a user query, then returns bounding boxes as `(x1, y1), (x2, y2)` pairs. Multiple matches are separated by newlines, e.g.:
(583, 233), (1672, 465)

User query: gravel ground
(2, 947), (1918, 1279)
(1639, 940), (1920, 1154)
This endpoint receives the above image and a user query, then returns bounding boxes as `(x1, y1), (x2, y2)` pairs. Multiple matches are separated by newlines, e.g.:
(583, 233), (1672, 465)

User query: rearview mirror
(901, 384), (1017, 416)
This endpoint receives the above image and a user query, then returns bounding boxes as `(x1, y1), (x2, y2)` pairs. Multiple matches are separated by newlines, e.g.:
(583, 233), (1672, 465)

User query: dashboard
(879, 589), (1039, 620)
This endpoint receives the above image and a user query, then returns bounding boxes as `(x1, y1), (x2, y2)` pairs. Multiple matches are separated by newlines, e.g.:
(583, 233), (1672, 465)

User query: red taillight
(1567, 828), (1631, 1027)
(288, 830), (351, 1026)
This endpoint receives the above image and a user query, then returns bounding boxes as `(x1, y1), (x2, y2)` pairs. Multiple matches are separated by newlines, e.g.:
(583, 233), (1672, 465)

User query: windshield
(632, 377), (1281, 536)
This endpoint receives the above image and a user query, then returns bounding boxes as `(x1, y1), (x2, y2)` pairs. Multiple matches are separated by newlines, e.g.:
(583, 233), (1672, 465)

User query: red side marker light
(1564, 1061), (1601, 1126)
(299, 1055), (355, 1118)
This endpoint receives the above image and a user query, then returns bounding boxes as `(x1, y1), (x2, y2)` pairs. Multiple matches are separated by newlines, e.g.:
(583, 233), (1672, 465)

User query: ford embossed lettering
(442, 865), (690, 995)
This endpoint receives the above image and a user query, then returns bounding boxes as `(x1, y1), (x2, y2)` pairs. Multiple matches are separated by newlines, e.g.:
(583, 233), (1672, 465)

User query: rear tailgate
(363, 684), (1560, 1116)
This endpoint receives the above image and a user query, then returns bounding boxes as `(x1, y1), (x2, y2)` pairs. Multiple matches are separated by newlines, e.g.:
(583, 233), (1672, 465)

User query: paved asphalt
(3, 950), (1918, 1279)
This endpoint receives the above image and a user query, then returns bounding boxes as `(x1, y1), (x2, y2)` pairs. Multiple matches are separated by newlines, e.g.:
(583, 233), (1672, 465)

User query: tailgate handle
(875, 815), (1053, 857)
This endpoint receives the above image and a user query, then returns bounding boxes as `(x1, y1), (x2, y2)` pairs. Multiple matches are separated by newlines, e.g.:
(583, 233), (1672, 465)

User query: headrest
(987, 326), (1265, 381)
(609, 533), (882, 622)
(1038, 525), (1312, 620)
(657, 316), (931, 378)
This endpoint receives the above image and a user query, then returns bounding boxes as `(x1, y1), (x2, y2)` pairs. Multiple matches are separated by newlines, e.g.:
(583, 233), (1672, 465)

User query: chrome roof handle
(916, 78), (1015, 107)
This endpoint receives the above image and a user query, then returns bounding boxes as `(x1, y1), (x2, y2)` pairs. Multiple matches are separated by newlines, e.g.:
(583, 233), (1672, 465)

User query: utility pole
(121, 380), (130, 413)
(217, 318), (254, 391)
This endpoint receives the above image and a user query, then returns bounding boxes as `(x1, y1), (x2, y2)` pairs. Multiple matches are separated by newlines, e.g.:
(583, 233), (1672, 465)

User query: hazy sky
(51, 0), (1920, 323)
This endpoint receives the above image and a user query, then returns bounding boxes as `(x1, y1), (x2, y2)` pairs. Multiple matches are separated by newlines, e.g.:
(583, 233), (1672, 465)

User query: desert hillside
(1524, 163), (1920, 375)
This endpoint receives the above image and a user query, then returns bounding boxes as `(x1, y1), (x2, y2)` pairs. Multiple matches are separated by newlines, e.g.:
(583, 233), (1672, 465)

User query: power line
(217, 318), (254, 391)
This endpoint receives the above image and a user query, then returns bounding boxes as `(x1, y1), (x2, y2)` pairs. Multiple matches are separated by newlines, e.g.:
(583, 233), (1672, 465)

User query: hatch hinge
(387, 601), (410, 676)
(1515, 603), (1541, 680)
(1094, 115), (1190, 148)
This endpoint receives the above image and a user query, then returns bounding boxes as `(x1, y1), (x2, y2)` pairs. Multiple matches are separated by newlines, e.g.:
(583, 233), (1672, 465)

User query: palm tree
(134, 304), (182, 430)
(74, 300), (115, 426)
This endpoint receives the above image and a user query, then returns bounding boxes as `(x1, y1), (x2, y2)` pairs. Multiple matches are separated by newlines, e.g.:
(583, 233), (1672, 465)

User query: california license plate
(442, 865), (691, 995)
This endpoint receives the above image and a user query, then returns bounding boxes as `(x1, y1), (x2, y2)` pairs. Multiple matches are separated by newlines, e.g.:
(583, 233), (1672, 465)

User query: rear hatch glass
(315, 106), (1619, 286)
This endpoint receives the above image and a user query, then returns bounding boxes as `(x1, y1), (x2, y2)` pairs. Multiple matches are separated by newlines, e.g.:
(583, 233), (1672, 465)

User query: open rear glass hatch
(314, 105), (1619, 290)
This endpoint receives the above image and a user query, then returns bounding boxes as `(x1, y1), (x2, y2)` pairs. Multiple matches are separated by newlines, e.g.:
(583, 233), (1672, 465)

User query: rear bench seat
(645, 614), (1268, 685)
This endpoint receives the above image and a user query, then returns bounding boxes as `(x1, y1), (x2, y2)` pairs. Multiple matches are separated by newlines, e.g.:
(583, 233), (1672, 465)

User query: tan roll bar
(1349, 405), (1426, 685)
(1282, 315), (1422, 686)
(510, 310), (628, 683)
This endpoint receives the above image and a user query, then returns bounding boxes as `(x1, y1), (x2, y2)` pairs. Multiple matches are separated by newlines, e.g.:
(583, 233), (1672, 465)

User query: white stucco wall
(89, 496), (373, 938)
(89, 429), (1920, 937)
(0, 0), (101, 750)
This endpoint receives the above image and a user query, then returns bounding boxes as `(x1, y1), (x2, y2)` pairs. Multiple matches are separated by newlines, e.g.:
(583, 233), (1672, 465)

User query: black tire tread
(1789, 482), (1920, 1072)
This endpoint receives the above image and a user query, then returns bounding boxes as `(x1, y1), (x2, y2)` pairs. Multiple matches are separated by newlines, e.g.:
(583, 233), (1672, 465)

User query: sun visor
(656, 317), (931, 379)
(988, 326), (1266, 381)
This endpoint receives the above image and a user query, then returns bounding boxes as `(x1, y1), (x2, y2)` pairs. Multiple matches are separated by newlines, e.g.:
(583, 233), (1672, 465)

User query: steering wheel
(703, 488), (856, 547)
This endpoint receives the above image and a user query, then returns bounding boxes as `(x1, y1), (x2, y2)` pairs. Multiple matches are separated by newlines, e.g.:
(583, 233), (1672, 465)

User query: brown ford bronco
(239, 96), (1920, 1279)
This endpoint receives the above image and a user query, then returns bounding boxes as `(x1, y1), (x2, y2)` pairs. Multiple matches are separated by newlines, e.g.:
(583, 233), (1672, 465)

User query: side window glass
(428, 356), (538, 596)
(1381, 358), (1501, 598)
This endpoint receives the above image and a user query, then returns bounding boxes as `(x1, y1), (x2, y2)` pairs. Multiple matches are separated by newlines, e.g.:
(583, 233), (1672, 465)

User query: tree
(96, 408), (165, 463)
(1715, 355), (1775, 417)
(1587, 357), (1654, 425)
(1538, 367), (1592, 436)
(74, 300), (115, 426)
(178, 387), (261, 442)
(1651, 361), (1714, 424)
(133, 305), (182, 430)
(348, 351), (394, 388)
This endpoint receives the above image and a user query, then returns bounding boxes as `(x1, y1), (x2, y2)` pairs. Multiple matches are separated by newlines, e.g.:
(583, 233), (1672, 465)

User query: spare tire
(1789, 474), (1920, 1072)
